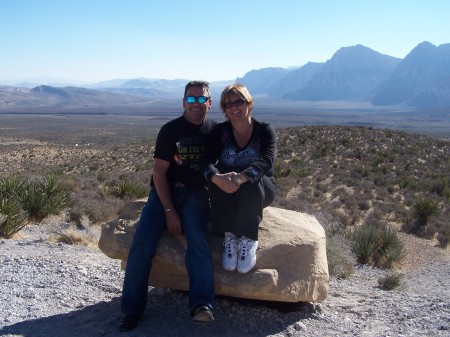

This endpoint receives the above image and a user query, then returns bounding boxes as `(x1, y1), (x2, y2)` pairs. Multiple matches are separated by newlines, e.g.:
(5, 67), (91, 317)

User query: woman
(202, 83), (277, 274)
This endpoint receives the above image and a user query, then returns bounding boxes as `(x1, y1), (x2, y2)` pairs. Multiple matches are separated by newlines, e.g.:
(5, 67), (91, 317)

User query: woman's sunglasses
(223, 99), (246, 109)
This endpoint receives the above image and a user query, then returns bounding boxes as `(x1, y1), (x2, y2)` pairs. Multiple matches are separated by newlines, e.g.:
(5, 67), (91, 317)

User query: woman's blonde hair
(220, 83), (254, 112)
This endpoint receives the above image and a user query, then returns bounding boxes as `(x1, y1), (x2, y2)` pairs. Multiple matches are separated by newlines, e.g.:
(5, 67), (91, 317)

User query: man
(119, 80), (217, 332)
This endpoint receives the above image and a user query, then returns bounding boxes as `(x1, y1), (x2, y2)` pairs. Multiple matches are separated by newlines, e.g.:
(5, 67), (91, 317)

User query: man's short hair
(184, 80), (211, 98)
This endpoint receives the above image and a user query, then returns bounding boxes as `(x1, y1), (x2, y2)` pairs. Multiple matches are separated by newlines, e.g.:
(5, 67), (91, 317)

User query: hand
(165, 209), (183, 235)
(212, 172), (240, 194)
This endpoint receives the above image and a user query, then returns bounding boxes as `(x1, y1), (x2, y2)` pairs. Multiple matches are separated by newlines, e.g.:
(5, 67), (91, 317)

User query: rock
(99, 199), (329, 302)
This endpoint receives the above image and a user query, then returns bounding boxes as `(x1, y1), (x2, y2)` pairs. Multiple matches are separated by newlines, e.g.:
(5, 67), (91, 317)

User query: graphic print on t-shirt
(220, 136), (260, 167)
(174, 136), (205, 170)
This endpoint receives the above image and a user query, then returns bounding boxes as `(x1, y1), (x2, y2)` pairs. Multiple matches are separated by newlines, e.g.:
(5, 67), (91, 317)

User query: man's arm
(152, 158), (182, 235)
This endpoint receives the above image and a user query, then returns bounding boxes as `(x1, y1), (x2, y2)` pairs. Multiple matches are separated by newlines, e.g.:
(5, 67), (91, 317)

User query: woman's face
(223, 94), (251, 122)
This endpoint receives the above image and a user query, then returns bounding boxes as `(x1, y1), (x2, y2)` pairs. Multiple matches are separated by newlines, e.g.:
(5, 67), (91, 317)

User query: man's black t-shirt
(151, 115), (217, 189)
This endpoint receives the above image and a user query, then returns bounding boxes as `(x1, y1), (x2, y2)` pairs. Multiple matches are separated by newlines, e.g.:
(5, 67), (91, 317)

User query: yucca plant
(20, 174), (70, 221)
(350, 222), (404, 269)
(273, 162), (291, 178)
(350, 223), (380, 265)
(375, 226), (405, 269)
(412, 196), (439, 228)
(0, 197), (27, 238)
(20, 182), (48, 220)
(0, 174), (26, 200)
(105, 180), (149, 199)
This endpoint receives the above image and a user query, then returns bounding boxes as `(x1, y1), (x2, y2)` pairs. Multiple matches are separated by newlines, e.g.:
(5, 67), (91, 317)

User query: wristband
(165, 208), (174, 212)
(235, 174), (243, 186)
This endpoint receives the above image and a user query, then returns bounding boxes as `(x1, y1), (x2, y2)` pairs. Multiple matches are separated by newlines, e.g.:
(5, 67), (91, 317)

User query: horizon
(1, 0), (449, 84)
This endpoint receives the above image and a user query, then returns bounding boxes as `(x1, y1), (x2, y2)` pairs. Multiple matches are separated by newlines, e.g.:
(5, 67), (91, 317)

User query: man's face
(183, 86), (211, 125)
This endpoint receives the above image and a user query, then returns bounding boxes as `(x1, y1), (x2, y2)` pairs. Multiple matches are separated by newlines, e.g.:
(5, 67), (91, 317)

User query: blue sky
(1, 0), (449, 84)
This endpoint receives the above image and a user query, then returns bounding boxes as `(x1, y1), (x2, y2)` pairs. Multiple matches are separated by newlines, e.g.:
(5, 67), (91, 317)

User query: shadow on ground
(0, 292), (316, 337)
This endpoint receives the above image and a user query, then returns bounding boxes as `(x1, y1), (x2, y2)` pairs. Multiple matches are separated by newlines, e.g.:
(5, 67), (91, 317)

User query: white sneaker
(222, 235), (239, 271)
(237, 237), (258, 274)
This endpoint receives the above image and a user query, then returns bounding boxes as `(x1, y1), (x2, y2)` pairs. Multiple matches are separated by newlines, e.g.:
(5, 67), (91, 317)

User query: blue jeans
(121, 186), (215, 315)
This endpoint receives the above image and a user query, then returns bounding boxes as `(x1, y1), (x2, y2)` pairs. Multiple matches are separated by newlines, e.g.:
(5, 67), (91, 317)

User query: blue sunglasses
(185, 95), (209, 104)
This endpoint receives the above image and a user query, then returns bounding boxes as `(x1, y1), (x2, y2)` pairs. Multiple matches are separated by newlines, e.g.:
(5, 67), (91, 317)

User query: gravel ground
(0, 225), (449, 337)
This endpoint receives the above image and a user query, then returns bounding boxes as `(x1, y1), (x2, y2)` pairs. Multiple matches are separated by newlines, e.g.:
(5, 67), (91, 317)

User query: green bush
(413, 197), (439, 225)
(0, 197), (27, 238)
(0, 174), (26, 200)
(312, 142), (333, 158)
(21, 174), (70, 221)
(0, 175), (29, 238)
(96, 170), (110, 182)
(105, 180), (149, 199)
(404, 196), (440, 234)
(429, 176), (449, 198)
(274, 162), (291, 178)
(349, 222), (405, 269)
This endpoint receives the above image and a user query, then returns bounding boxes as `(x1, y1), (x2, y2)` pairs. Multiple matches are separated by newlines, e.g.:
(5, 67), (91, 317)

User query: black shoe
(118, 314), (142, 332)
(191, 305), (214, 322)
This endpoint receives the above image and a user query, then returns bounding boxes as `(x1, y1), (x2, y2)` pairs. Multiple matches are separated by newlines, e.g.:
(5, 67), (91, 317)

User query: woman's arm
(241, 123), (277, 183)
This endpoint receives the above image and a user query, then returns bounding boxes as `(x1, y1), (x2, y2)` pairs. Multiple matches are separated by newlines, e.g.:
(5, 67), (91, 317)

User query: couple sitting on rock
(118, 80), (276, 332)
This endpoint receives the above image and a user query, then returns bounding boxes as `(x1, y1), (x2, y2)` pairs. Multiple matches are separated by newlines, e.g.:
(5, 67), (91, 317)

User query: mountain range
(237, 41), (450, 108)
(0, 41), (449, 112)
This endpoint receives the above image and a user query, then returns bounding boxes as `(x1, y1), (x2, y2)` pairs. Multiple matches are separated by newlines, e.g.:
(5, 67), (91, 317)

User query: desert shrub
(50, 226), (97, 247)
(0, 174), (27, 200)
(349, 222), (404, 269)
(274, 160), (309, 179)
(312, 142), (334, 159)
(435, 231), (450, 248)
(118, 170), (152, 187)
(0, 175), (28, 237)
(378, 273), (402, 290)
(0, 197), (27, 238)
(289, 158), (309, 178)
(330, 209), (351, 229)
(341, 137), (352, 147)
(352, 147), (366, 160)
(274, 162), (291, 179)
(358, 200), (370, 211)
(399, 176), (418, 191)
(135, 163), (150, 172)
(403, 196), (440, 234)
(378, 226), (405, 269)
(104, 180), (149, 199)
(20, 174), (70, 221)
(96, 170), (110, 182)
(372, 173), (387, 186)
(372, 155), (385, 170)
(88, 162), (100, 171)
(428, 176), (450, 199)
(20, 184), (50, 220)
(0, 173), (70, 235)
(69, 190), (124, 224)
(40, 174), (71, 206)
(326, 233), (355, 279)
(58, 175), (80, 192)
(345, 177), (358, 187)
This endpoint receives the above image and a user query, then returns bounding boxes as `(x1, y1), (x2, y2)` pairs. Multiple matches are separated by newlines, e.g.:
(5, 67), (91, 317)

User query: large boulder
(99, 199), (329, 303)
